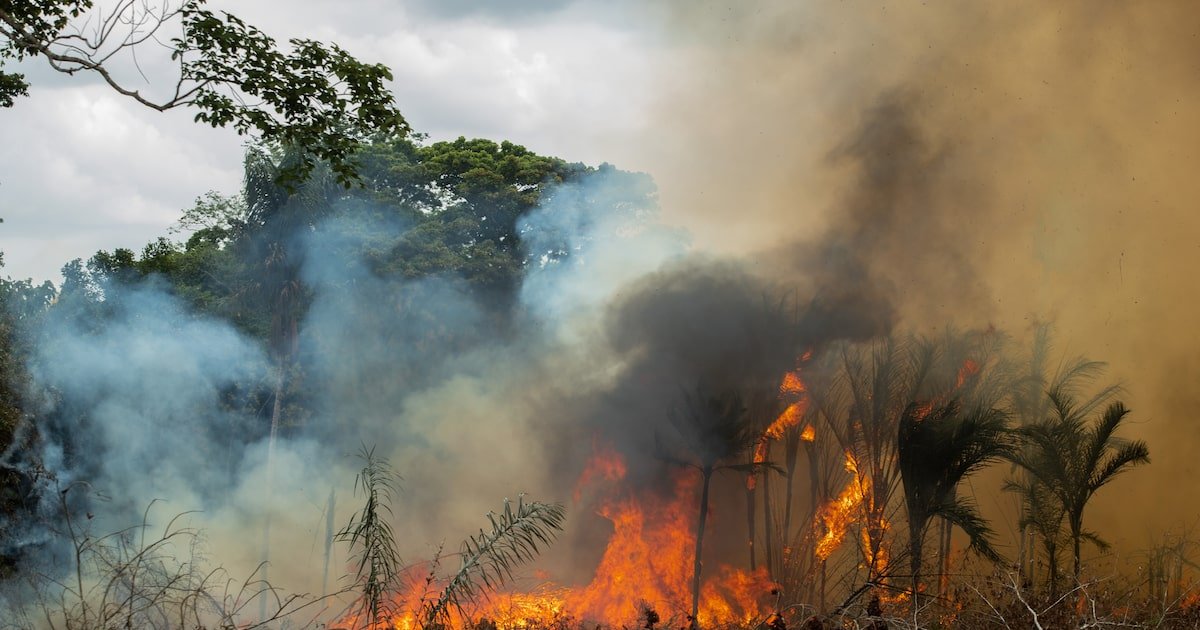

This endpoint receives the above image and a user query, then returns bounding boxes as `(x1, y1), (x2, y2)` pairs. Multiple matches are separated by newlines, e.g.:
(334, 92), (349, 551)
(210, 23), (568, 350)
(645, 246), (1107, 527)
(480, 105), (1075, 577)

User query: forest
(2, 2), (1199, 630)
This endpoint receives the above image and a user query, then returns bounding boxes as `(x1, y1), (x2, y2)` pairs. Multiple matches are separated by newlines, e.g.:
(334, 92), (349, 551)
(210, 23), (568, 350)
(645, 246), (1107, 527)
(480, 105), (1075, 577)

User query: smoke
(631, 0), (1200, 544)
(0, 163), (707, 610)
(27, 284), (267, 513)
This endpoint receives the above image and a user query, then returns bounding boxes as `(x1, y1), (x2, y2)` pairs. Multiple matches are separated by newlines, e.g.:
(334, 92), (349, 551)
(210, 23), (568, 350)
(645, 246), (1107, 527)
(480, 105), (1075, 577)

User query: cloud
(0, 82), (243, 281)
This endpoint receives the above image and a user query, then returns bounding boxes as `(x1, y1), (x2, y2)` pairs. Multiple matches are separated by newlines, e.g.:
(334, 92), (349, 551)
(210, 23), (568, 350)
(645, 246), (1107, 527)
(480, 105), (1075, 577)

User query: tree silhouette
(897, 400), (1012, 605)
(660, 386), (766, 628)
(1013, 390), (1150, 584)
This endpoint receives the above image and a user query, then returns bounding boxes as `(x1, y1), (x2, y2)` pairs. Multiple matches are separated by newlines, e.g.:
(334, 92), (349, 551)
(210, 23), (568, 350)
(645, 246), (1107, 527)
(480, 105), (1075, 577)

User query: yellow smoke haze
(630, 1), (1200, 546)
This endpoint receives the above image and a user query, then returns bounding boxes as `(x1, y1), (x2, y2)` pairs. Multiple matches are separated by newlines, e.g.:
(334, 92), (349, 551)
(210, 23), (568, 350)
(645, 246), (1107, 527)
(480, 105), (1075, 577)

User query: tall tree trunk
(692, 466), (714, 628)
(1047, 540), (1059, 600)
(1027, 529), (1037, 593)
(322, 487), (336, 604)
(819, 558), (827, 614)
(762, 441), (776, 577)
(1017, 522), (1029, 587)
(909, 520), (924, 612)
(938, 517), (952, 598)
(746, 453), (757, 572)
(1072, 519), (1083, 585)
(1171, 552), (1180, 602)
(260, 359), (286, 620)
(782, 431), (799, 546)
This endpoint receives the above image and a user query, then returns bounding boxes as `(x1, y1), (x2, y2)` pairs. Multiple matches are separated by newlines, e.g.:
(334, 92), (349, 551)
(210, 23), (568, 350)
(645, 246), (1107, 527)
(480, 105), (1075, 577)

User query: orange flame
(749, 368), (811, 488)
(955, 358), (980, 389)
(814, 452), (866, 561)
(779, 371), (806, 397)
(341, 447), (777, 629)
(811, 450), (895, 578)
(573, 440), (627, 502)
(764, 401), (808, 441)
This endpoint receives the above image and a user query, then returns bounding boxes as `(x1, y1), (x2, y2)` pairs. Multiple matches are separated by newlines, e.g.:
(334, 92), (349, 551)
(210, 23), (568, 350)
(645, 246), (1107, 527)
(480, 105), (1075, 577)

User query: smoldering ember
(2, 2), (1200, 630)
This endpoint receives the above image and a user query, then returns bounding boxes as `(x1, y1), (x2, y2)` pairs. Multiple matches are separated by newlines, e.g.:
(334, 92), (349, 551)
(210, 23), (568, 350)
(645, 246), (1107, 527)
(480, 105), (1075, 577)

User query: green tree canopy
(0, 0), (408, 184)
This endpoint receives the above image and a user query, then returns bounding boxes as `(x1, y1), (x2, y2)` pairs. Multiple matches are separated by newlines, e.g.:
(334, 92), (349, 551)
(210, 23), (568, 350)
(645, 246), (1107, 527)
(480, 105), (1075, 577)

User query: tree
(1004, 469), (1067, 597)
(0, 250), (55, 575)
(830, 338), (937, 585)
(896, 400), (1011, 606)
(0, 0), (408, 184)
(1006, 327), (1120, 597)
(1013, 390), (1150, 584)
(659, 386), (764, 628)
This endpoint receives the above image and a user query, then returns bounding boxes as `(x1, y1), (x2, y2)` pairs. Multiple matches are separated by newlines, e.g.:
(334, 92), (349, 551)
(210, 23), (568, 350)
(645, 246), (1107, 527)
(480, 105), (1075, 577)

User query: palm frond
(667, 386), (755, 467)
(424, 496), (566, 626)
(1083, 401), (1130, 472)
(938, 499), (1002, 563)
(1080, 530), (1111, 552)
(336, 445), (404, 628)
(1089, 439), (1150, 491)
(720, 461), (785, 476)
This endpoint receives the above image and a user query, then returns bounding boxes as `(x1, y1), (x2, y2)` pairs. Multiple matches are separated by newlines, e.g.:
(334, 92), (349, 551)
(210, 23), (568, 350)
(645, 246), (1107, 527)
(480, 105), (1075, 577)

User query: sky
(0, 0), (665, 283)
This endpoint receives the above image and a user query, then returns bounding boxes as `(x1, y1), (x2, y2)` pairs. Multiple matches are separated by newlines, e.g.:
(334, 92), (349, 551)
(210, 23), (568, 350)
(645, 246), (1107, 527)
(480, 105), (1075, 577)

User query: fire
(751, 368), (812, 472)
(800, 424), (815, 443)
(565, 476), (696, 622)
(573, 440), (628, 501)
(811, 450), (895, 584)
(565, 471), (774, 625)
(763, 367), (812, 445)
(814, 452), (867, 561)
(763, 401), (807, 441)
(479, 586), (570, 628)
(955, 358), (980, 389)
(338, 447), (776, 630)
(779, 371), (806, 396)
(747, 368), (812, 493)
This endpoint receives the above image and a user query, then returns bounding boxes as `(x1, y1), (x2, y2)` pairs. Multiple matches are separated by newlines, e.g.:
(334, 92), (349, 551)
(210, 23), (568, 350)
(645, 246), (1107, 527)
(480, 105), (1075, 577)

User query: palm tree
(839, 338), (937, 579)
(1003, 473), (1067, 597)
(798, 336), (937, 611)
(1006, 323), (1120, 591)
(1013, 390), (1150, 584)
(897, 400), (1012, 606)
(661, 386), (765, 627)
(242, 144), (343, 615)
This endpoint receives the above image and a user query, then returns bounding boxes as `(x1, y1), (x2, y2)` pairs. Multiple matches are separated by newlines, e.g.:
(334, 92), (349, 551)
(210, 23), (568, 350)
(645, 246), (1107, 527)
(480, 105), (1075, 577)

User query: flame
(564, 474), (697, 622)
(748, 368), (811, 488)
(955, 358), (980, 389)
(779, 371), (806, 396)
(565, 470), (775, 625)
(764, 401), (807, 441)
(800, 424), (815, 443)
(340, 447), (776, 630)
(811, 451), (895, 581)
(814, 452), (867, 561)
(480, 586), (570, 628)
(573, 440), (627, 501)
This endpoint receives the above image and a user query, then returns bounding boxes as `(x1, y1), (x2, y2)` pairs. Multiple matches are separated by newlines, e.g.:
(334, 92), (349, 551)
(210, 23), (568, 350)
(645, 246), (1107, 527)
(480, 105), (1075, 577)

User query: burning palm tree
(660, 386), (768, 627)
